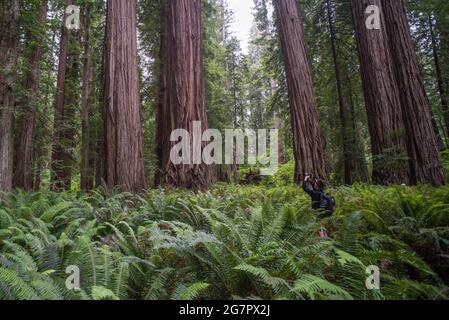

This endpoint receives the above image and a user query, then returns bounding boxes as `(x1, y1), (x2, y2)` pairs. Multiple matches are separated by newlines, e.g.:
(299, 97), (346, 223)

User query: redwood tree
(51, 0), (80, 191)
(14, 0), (48, 191)
(80, 3), (94, 191)
(103, 0), (147, 192)
(0, 0), (20, 192)
(274, 0), (327, 182)
(156, 0), (213, 190)
(382, 0), (446, 186)
(429, 15), (449, 141)
(350, 0), (409, 184)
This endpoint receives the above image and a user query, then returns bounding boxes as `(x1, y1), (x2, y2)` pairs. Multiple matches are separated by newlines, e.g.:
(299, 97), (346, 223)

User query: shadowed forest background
(0, 0), (449, 300)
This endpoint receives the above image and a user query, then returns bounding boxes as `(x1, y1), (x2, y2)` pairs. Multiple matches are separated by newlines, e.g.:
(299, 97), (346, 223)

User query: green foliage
(441, 150), (449, 176)
(1, 183), (448, 300)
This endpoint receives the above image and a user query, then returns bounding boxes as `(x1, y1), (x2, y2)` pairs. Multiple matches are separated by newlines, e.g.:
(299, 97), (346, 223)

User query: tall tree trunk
(14, 0), (48, 191)
(103, 0), (147, 192)
(261, 1), (285, 164)
(81, 4), (93, 191)
(154, 2), (167, 188)
(51, 0), (72, 191)
(350, 0), (409, 185)
(429, 15), (449, 142)
(382, 0), (446, 186)
(326, 0), (353, 185)
(156, 0), (213, 190)
(0, 0), (20, 193)
(274, 0), (327, 183)
(95, 40), (106, 188)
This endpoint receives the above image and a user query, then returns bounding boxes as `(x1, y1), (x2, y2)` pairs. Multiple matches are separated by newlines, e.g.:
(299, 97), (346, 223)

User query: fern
(171, 282), (210, 300)
(293, 274), (354, 300)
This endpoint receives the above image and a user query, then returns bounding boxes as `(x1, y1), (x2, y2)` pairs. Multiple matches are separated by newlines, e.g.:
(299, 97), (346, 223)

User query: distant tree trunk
(35, 24), (57, 191)
(326, 0), (353, 185)
(429, 15), (449, 142)
(154, 3), (166, 188)
(346, 75), (369, 183)
(261, 1), (285, 164)
(14, 0), (48, 191)
(382, 0), (446, 186)
(273, 110), (285, 164)
(80, 4), (93, 191)
(0, 0), (20, 193)
(274, 0), (328, 183)
(103, 0), (147, 192)
(95, 41), (106, 188)
(156, 0), (213, 190)
(51, 0), (73, 191)
(231, 58), (238, 184)
(350, 0), (409, 185)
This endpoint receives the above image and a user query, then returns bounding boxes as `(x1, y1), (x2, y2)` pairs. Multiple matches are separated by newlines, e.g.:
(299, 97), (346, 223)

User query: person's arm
(302, 177), (314, 197)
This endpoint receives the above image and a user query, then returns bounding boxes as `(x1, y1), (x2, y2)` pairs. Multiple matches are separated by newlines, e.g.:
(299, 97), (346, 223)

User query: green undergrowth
(0, 182), (448, 300)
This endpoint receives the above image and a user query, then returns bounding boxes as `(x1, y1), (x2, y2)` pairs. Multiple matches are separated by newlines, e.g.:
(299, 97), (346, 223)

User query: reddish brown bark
(350, 0), (409, 184)
(80, 4), (94, 191)
(0, 0), (20, 192)
(382, 0), (446, 186)
(274, 0), (327, 183)
(156, 0), (213, 190)
(103, 0), (147, 192)
(13, 0), (48, 191)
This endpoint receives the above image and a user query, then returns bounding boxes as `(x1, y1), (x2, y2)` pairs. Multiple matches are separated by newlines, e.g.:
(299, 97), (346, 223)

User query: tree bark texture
(350, 0), (409, 185)
(0, 0), (20, 192)
(382, 0), (446, 186)
(274, 0), (328, 183)
(156, 0), (213, 190)
(103, 0), (147, 192)
(14, 0), (48, 191)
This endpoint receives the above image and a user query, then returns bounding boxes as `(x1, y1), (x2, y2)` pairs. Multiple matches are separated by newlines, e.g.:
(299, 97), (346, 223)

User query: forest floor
(1, 174), (448, 300)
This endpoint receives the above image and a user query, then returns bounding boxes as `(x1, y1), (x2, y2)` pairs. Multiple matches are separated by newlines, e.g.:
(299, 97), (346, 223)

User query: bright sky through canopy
(227, 0), (254, 54)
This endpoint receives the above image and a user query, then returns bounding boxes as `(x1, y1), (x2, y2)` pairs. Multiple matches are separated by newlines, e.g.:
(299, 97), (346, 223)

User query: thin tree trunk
(95, 40), (106, 188)
(14, 0), (48, 191)
(346, 75), (369, 183)
(429, 15), (449, 142)
(81, 4), (93, 191)
(326, 0), (352, 185)
(274, 0), (328, 183)
(273, 110), (285, 164)
(51, 0), (72, 191)
(0, 0), (20, 193)
(232, 58), (238, 184)
(156, 0), (213, 190)
(350, 0), (409, 185)
(382, 0), (446, 186)
(104, 0), (147, 192)
(154, 3), (167, 188)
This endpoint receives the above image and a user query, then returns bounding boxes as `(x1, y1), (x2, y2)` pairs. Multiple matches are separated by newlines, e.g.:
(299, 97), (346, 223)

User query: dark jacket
(302, 180), (323, 210)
